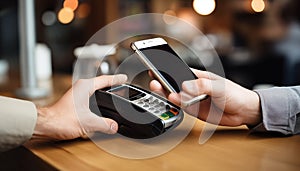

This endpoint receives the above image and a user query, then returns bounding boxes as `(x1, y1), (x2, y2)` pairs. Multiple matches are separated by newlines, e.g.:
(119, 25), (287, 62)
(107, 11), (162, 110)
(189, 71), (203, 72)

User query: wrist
(242, 90), (262, 127)
(32, 107), (51, 139)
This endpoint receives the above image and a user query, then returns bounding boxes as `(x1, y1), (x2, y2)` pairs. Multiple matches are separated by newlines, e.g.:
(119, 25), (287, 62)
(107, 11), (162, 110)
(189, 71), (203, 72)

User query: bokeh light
(251, 0), (265, 13)
(76, 2), (91, 19)
(42, 11), (56, 26)
(193, 0), (216, 16)
(58, 7), (74, 24)
(63, 0), (79, 11)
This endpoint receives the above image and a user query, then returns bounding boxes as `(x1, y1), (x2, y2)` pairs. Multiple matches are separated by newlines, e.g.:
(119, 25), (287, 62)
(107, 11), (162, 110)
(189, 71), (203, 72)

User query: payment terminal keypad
(132, 94), (179, 127)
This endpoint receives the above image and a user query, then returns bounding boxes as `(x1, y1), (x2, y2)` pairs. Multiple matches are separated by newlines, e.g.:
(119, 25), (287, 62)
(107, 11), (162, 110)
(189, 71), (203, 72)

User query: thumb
(82, 113), (118, 134)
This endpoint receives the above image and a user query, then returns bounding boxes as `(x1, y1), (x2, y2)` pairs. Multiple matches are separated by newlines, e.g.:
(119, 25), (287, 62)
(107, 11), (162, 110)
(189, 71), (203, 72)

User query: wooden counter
(24, 122), (300, 171)
(1, 74), (300, 171)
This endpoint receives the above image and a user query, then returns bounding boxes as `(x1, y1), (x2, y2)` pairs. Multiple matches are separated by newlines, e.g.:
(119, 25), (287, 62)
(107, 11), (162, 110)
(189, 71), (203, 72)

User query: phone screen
(138, 44), (197, 93)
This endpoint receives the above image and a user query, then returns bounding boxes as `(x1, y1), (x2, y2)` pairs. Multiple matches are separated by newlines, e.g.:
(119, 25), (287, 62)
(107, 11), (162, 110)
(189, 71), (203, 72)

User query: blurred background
(1, 0), (300, 90)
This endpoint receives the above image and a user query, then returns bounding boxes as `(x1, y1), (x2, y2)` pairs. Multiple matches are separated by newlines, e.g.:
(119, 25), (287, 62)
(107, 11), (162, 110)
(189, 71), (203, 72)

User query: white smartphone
(131, 37), (207, 107)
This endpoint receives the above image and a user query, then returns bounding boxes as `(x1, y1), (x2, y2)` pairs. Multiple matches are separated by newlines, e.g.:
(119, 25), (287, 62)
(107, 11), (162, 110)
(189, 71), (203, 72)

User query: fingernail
(110, 122), (118, 132)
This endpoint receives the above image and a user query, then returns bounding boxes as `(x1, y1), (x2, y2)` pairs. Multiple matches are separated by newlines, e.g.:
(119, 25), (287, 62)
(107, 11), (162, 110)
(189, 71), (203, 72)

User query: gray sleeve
(0, 96), (37, 152)
(253, 86), (300, 135)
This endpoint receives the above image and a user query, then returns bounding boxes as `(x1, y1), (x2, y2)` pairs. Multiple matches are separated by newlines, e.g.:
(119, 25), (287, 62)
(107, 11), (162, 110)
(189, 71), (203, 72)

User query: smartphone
(94, 84), (183, 139)
(131, 37), (207, 106)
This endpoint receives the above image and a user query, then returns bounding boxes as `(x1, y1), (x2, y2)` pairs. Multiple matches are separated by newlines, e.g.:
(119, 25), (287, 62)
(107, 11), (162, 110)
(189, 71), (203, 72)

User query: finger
(83, 114), (118, 134)
(182, 78), (212, 96)
(93, 74), (127, 92)
(168, 93), (203, 118)
(190, 68), (221, 80)
(149, 80), (169, 98)
(149, 79), (163, 91)
(168, 93), (181, 106)
(148, 70), (154, 79)
(97, 117), (118, 134)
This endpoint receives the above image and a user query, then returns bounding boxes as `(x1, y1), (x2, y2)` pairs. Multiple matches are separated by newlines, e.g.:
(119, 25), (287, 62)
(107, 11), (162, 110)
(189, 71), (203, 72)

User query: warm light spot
(163, 10), (177, 25)
(178, 8), (199, 27)
(63, 0), (78, 11)
(193, 0), (216, 16)
(76, 3), (91, 19)
(251, 0), (265, 13)
(58, 7), (74, 24)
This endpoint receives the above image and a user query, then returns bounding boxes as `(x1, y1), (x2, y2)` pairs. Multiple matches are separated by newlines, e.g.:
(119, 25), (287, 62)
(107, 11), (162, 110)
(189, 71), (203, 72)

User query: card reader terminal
(93, 84), (183, 139)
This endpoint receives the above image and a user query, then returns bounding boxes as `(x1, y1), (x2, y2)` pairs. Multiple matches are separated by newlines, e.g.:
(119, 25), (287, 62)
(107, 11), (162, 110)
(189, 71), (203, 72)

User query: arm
(150, 69), (299, 135)
(0, 96), (37, 152)
(255, 86), (300, 135)
(0, 74), (127, 152)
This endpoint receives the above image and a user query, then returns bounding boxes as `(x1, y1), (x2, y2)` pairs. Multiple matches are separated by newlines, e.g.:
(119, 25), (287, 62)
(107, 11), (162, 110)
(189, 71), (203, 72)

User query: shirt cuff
(0, 96), (37, 152)
(252, 87), (296, 135)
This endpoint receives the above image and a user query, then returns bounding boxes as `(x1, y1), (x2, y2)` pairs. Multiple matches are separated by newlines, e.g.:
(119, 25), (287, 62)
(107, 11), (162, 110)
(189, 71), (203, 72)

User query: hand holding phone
(131, 37), (208, 106)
